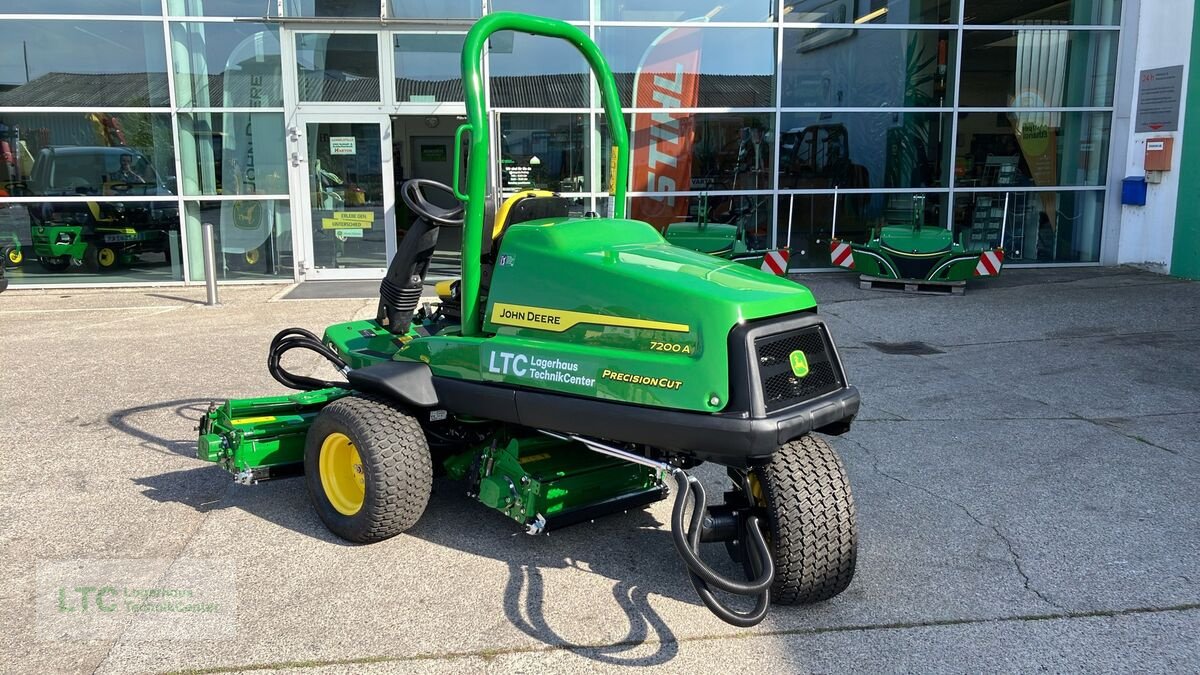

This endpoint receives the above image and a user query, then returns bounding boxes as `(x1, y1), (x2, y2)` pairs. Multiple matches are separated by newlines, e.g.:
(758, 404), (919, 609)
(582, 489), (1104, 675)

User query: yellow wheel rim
(7, 249), (21, 265)
(98, 247), (117, 267)
(319, 432), (365, 516)
(244, 248), (260, 265)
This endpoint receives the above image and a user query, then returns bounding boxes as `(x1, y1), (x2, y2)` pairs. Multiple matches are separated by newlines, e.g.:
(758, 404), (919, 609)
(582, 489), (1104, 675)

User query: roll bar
(455, 12), (631, 336)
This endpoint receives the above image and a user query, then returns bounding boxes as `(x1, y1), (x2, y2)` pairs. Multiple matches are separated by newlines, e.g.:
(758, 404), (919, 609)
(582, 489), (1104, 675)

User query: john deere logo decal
(789, 350), (810, 378)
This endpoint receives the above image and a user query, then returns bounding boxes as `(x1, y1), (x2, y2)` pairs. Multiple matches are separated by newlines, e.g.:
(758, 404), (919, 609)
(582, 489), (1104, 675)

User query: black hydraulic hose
(266, 327), (350, 391)
(670, 470), (774, 627)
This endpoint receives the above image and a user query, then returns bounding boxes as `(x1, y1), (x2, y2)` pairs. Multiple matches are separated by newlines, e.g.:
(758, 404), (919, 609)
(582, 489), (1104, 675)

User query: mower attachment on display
(196, 12), (860, 627)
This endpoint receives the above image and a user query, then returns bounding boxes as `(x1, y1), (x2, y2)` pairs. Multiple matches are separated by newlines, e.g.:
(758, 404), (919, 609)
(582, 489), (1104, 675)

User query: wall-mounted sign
(329, 136), (357, 155)
(1135, 65), (1183, 133)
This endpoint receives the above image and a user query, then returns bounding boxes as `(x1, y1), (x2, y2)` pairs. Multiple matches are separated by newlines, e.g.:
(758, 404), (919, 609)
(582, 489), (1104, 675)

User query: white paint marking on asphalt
(0, 305), (183, 315)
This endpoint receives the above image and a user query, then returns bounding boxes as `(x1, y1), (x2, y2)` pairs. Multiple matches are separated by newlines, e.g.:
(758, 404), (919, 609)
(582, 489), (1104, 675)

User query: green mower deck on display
(198, 12), (860, 627)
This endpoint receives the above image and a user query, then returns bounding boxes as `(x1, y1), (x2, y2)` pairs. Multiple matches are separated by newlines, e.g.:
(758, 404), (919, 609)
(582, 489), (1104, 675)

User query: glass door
(297, 117), (395, 279)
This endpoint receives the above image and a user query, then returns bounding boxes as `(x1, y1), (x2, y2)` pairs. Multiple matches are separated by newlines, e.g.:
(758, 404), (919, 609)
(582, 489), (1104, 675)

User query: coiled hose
(266, 327), (351, 391)
(670, 470), (774, 627)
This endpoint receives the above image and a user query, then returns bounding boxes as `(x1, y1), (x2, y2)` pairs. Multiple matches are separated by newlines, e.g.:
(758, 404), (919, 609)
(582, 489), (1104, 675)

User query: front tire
(304, 395), (432, 543)
(752, 434), (857, 605)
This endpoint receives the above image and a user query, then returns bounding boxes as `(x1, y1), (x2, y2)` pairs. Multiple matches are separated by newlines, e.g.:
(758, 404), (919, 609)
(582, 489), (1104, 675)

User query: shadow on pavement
(113, 399), (705, 665)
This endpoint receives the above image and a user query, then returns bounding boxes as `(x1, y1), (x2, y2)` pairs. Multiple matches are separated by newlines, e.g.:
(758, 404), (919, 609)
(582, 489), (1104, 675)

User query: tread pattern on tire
(305, 394), (432, 543)
(756, 434), (857, 605)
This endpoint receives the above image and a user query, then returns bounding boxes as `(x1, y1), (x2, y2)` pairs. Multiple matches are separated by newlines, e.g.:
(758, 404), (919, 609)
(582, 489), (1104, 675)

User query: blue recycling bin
(1122, 176), (1147, 206)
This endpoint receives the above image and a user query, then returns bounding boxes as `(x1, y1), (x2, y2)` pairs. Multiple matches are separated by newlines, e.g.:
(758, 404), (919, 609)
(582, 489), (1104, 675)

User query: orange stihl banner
(630, 24), (702, 231)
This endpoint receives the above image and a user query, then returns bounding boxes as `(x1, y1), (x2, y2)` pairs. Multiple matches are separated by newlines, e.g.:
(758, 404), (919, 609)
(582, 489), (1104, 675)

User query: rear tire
(753, 434), (857, 605)
(304, 395), (432, 543)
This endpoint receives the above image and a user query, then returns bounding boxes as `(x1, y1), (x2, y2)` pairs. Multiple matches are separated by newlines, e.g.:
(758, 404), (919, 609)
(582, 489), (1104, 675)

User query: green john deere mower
(198, 13), (860, 627)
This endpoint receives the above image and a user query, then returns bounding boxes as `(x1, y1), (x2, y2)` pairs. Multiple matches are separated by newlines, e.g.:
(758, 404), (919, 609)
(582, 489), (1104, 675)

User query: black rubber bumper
(433, 377), (860, 467)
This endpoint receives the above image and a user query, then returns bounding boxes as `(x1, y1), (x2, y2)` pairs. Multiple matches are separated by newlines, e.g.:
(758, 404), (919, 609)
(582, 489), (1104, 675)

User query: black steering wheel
(401, 178), (464, 226)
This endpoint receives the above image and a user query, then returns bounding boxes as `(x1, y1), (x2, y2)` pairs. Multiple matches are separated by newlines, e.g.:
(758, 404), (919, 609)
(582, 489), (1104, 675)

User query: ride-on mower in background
(197, 13), (860, 627)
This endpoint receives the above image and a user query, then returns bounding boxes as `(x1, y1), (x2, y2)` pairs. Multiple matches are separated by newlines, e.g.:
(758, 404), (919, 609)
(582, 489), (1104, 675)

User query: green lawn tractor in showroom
(197, 13), (859, 627)
(830, 194), (1004, 282)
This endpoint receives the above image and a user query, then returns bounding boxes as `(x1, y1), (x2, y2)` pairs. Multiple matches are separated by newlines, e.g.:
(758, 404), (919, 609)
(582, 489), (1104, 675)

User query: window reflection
(185, 201), (293, 279)
(784, 0), (957, 24)
(282, 0), (381, 17)
(172, 23), (283, 108)
(955, 111), (1110, 187)
(776, 192), (948, 267)
(499, 114), (587, 194)
(492, 0), (586, 20)
(597, 27), (776, 108)
(0, 112), (175, 197)
(779, 112), (951, 190)
(600, 0), (775, 22)
(781, 29), (953, 108)
(7, 0), (159, 15)
(178, 113), (288, 196)
(631, 194), (773, 249)
(959, 30), (1117, 108)
(964, 0), (1121, 25)
(296, 33), (380, 103)
(0, 21), (168, 108)
(395, 33), (466, 103)
(489, 33), (589, 108)
(389, 0), (480, 18)
(953, 190), (1103, 262)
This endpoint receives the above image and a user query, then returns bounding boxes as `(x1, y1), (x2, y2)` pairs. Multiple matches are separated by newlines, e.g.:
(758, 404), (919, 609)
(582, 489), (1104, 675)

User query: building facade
(0, 0), (1194, 287)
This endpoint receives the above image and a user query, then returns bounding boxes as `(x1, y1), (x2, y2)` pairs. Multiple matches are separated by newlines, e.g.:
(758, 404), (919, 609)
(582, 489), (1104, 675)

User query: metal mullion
(0, 195), (181, 203)
(958, 106), (1114, 113)
(179, 193), (290, 201)
(772, 0), (784, 252)
(0, 13), (162, 20)
(961, 24), (1121, 31)
(161, 0), (192, 285)
(772, 184), (950, 193)
(781, 22), (959, 30)
(0, 107), (170, 114)
(779, 107), (954, 113)
(955, 185), (1107, 193)
(177, 107), (287, 113)
(593, 21), (780, 29)
(629, 190), (778, 197)
(946, 0), (966, 232)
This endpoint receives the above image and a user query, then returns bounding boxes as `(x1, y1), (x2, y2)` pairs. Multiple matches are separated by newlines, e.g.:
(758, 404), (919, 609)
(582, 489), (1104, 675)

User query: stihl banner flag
(630, 24), (702, 230)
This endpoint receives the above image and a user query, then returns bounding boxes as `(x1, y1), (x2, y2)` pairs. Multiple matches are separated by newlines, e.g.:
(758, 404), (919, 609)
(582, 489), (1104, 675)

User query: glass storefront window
(395, 33), (466, 103)
(601, 112), (774, 194)
(0, 112), (176, 197)
(296, 33), (380, 103)
(630, 193), (773, 248)
(493, 0), (586, 20)
(177, 113), (288, 196)
(779, 112), (951, 189)
(600, 0), (775, 22)
(390, 0), (480, 18)
(784, 0), (957, 24)
(597, 27), (776, 108)
(965, 0), (1121, 25)
(499, 113), (587, 193)
(4, 0), (159, 14)
(955, 111), (1111, 188)
(489, 32), (590, 108)
(0, 198), (181, 283)
(781, 29), (954, 108)
(184, 200), (293, 280)
(283, 0), (381, 17)
(0, 21), (168, 108)
(168, 0), (275, 15)
(171, 23), (283, 108)
(953, 189), (1103, 263)
(776, 191), (948, 267)
(959, 30), (1118, 108)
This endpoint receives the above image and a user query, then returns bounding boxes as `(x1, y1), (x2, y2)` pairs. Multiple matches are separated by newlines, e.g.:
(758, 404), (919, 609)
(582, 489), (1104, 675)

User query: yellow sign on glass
(322, 211), (375, 230)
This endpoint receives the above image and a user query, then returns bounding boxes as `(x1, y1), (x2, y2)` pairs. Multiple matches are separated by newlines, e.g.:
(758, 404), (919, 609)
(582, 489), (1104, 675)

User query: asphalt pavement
(0, 267), (1197, 673)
